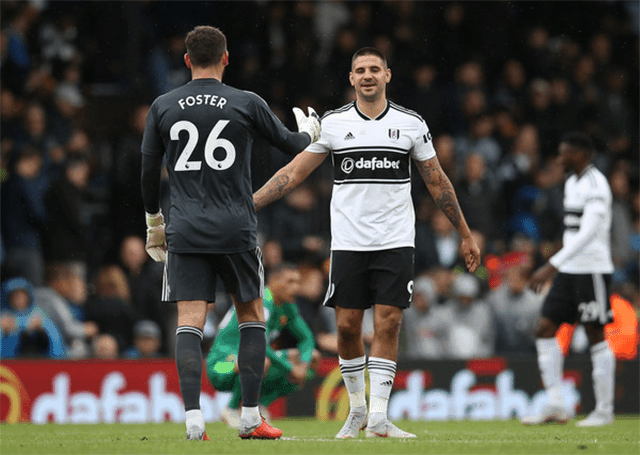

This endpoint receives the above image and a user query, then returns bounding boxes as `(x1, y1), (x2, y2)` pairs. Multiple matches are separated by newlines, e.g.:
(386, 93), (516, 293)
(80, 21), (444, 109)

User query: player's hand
(461, 236), (481, 273)
(145, 211), (167, 262)
(293, 107), (321, 143)
(529, 262), (557, 294)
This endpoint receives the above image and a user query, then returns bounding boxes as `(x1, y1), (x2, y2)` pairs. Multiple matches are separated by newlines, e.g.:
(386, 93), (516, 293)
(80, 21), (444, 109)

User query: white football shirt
(306, 101), (436, 251)
(549, 164), (614, 273)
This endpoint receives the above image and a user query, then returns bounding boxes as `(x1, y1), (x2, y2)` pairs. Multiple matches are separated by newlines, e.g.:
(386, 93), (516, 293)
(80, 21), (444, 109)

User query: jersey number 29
(171, 120), (236, 171)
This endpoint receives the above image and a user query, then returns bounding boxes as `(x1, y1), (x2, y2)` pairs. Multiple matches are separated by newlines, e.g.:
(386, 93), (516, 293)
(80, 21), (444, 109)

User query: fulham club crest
(388, 128), (400, 140)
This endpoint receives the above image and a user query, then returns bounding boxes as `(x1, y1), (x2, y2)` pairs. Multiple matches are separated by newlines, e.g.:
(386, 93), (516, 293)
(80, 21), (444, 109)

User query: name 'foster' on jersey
(306, 101), (435, 251)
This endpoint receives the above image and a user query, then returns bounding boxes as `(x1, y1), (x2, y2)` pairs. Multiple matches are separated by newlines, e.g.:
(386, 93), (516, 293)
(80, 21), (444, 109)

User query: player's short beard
(358, 87), (382, 103)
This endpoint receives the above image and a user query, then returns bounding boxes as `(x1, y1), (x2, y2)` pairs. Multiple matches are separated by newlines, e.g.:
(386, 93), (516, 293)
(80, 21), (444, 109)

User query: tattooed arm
(254, 151), (328, 211)
(414, 156), (481, 272)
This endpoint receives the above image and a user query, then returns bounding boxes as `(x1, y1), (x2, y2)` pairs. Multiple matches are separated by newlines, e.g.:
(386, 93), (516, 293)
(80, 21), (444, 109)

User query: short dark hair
(351, 47), (387, 69)
(560, 131), (595, 154)
(185, 26), (227, 68)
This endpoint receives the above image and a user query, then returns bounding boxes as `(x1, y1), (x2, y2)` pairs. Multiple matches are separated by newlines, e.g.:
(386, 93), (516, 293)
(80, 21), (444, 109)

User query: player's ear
(184, 53), (191, 69)
(349, 71), (355, 87)
(222, 51), (229, 66)
(385, 68), (392, 83)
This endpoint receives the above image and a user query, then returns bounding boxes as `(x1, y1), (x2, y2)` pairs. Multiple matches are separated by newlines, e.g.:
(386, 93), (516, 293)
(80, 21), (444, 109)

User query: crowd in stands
(1, 1), (638, 361)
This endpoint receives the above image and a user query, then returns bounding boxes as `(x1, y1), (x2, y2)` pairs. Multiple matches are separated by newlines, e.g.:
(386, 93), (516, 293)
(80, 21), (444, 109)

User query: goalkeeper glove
(145, 211), (167, 262)
(292, 107), (321, 143)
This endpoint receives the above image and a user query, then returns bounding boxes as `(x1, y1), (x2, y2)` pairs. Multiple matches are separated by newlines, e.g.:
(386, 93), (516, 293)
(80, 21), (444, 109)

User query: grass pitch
(1, 416), (638, 455)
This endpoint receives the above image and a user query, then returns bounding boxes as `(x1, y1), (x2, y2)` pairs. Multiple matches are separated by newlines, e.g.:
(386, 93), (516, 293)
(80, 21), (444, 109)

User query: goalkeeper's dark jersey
(141, 78), (310, 253)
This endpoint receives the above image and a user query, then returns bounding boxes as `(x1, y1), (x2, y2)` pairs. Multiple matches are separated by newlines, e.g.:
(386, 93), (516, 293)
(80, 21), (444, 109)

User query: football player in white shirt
(523, 132), (616, 427)
(254, 48), (480, 438)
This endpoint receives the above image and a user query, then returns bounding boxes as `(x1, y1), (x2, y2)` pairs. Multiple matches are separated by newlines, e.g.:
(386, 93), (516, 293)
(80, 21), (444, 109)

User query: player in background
(523, 132), (616, 427)
(254, 47), (480, 439)
(207, 262), (320, 429)
(140, 26), (320, 440)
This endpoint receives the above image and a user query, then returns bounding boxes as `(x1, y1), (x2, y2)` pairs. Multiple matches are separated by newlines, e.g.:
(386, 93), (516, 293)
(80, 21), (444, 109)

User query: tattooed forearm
(435, 190), (462, 229)
(415, 157), (464, 230)
(254, 173), (292, 211)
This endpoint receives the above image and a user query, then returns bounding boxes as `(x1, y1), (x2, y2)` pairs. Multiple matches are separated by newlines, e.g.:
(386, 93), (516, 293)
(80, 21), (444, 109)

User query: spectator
(454, 152), (499, 239)
(147, 33), (190, 98)
(399, 63), (441, 132)
(487, 252), (543, 357)
(454, 113), (502, 171)
(110, 104), (149, 242)
(440, 273), (493, 359)
(85, 264), (138, 353)
(118, 235), (166, 351)
(34, 262), (99, 358)
(419, 210), (460, 270)
(0, 277), (65, 358)
(13, 102), (59, 161)
(0, 146), (49, 286)
(493, 59), (528, 118)
(548, 76), (580, 145)
(92, 333), (119, 359)
(531, 157), (565, 243)
(43, 153), (91, 278)
(270, 184), (327, 264)
(123, 319), (162, 359)
(497, 123), (542, 225)
(1, 4), (37, 95)
(522, 79), (556, 157)
(49, 78), (84, 146)
(609, 164), (635, 282)
(401, 275), (447, 360)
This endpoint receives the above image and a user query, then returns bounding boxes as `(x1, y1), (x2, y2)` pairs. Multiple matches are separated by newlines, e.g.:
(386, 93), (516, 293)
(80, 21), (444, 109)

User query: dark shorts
(323, 247), (414, 310)
(162, 248), (264, 304)
(541, 272), (613, 326)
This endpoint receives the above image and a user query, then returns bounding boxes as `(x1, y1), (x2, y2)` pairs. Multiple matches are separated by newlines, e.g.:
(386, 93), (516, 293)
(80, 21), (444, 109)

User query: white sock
(185, 409), (204, 433)
(535, 338), (565, 408)
(241, 406), (261, 425)
(368, 357), (396, 418)
(339, 356), (366, 409)
(590, 340), (615, 414)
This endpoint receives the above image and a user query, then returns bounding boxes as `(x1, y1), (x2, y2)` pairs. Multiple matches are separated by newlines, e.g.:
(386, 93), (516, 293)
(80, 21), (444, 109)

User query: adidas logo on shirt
(381, 380), (394, 387)
(344, 132), (355, 140)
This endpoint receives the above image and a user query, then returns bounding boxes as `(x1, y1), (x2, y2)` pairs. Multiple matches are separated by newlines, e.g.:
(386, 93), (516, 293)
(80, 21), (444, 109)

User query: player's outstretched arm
(415, 156), (481, 272)
(253, 151), (327, 211)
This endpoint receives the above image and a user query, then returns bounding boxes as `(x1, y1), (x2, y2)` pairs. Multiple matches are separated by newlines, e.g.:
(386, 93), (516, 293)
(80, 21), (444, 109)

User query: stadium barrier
(1, 356), (637, 424)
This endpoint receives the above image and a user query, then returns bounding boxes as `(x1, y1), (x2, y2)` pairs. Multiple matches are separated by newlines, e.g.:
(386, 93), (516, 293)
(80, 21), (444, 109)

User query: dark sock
(237, 322), (266, 408)
(175, 326), (203, 411)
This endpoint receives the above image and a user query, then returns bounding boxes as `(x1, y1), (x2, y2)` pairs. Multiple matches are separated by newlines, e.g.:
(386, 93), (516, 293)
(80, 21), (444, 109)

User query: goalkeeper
(207, 262), (320, 428)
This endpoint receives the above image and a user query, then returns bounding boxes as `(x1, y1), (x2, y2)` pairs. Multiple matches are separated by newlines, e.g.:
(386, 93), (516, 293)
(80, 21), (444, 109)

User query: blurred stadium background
(1, 0), (638, 425)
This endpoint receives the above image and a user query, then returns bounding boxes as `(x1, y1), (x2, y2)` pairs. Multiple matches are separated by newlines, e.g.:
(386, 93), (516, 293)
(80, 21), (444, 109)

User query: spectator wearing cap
(486, 252), (544, 357)
(439, 273), (494, 359)
(123, 319), (162, 359)
(401, 275), (448, 360)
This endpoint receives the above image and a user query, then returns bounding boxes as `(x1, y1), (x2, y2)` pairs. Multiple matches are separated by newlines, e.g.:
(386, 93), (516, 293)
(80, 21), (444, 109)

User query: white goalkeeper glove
(292, 107), (321, 144)
(145, 211), (167, 262)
